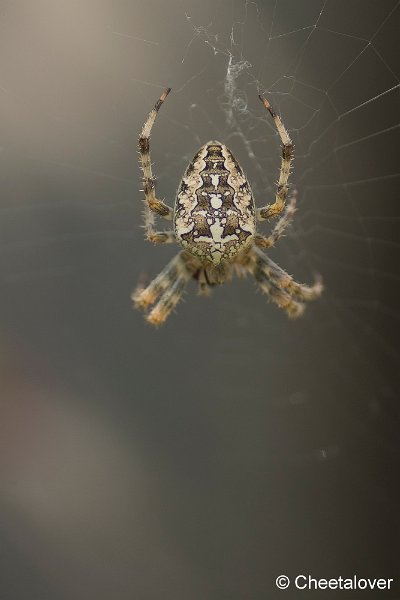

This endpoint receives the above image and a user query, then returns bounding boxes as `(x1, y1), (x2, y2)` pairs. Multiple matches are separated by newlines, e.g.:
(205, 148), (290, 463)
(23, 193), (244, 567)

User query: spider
(133, 88), (323, 325)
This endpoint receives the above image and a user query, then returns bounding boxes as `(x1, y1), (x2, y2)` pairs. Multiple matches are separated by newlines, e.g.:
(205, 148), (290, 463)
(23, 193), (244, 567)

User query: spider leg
(250, 254), (305, 318)
(254, 189), (297, 249)
(132, 252), (182, 310)
(138, 88), (174, 241)
(146, 230), (176, 244)
(252, 246), (324, 302)
(257, 95), (294, 221)
(195, 268), (213, 297)
(146, 276), (188, 326)
(132, 252), (193, 325)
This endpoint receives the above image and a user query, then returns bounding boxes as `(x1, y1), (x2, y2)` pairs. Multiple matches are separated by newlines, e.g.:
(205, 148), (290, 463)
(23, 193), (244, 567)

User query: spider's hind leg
(132, 252), (195, 325)
(133, 254), (180, 310)
(147, 275), (188, 326)
(247, 248), (305, 318)
(253, 246), (323, 302)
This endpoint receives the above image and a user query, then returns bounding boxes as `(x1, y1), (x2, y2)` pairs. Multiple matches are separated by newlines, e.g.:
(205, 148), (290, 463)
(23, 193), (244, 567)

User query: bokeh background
(1, 1), (399, 598)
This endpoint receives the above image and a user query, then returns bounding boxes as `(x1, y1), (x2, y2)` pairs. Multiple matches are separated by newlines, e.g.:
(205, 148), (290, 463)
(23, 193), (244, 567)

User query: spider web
(159, 0), (400, 463)
(0, 1), (399, 598)
(174, 0), (400, 380)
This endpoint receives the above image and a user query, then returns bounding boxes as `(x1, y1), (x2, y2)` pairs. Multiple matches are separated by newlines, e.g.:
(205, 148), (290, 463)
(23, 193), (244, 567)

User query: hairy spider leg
(132, 252), (194, 325)
(249, 249), (306, 318)
(138, 87), (174, 243)
(146, 230), (176, 244)
(252, 246), (324, 302)
(146, 258), (194, 326)
(133, 252), (181, 309)
(257, 95), (294, 221)
(146, 276), (187, 326)
(255, 189), (297, 249)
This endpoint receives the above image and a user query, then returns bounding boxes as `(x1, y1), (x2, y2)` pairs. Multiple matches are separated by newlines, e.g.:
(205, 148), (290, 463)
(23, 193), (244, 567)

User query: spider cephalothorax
(133, 88), (323, 325)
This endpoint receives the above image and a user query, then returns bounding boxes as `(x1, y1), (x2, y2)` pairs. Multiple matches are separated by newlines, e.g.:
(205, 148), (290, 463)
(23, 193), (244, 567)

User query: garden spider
(133, 88), (323, 325)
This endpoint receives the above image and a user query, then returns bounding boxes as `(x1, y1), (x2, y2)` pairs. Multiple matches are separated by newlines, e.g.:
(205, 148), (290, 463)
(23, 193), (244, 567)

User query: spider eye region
(174, 142), (255, 264)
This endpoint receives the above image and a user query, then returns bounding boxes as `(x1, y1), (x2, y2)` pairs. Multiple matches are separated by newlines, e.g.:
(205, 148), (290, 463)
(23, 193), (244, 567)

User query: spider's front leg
(257, 95), (294, 221)
(254, 190), (297, 249)
(138, 87), (174, 243)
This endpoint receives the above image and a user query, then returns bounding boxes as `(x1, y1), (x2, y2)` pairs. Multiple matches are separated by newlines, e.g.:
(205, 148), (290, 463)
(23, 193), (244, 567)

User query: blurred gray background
(1, 1), (399, 599)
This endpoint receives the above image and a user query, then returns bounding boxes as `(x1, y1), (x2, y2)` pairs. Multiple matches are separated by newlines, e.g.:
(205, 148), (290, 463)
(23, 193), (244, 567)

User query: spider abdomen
(174, 141), (255, 264)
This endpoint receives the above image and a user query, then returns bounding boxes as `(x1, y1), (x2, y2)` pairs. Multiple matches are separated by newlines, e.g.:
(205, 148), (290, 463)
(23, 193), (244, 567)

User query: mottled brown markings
(238, 182), (251, 201)
(139, 137), (150, 154)
(202, 160), (228, 171)
(259, 207), (270, 220)
(143, 178), (155, 194)
(174, 142), (255, 263)
(149, 198), (170, 216)
(154, 87), (171, 112)
(185, 162), (195, 176)
(205, 144), (224, 155)
(223, 212), (239, 236)
(194, 145), (235, 212)
(181, 212), (209, 241)
(192, 149), (203, 161)
(282, 145), (293, 160)
(179, 180), (189, 193)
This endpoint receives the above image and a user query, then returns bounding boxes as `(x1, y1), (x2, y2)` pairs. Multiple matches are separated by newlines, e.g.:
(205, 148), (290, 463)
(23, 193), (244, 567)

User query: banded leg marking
(257, 95), (294, 221)
(147, 276), (188, 326)
(132, 252), (193, 325)
(253, 246), (324, 302)
(255, 190), (297, 249)
(147, 230), (175, 245)
(251, 253), (305, 318)
(138, 88), (173, 241)
(132, 253), (181, 310)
